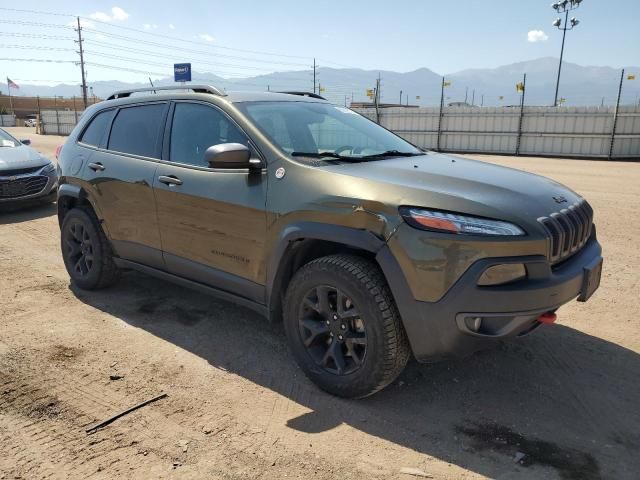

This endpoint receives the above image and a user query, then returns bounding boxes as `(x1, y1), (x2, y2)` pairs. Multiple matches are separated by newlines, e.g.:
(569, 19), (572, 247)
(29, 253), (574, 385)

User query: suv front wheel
(61, 207), (120, 290)
(283, 254), (410, 398)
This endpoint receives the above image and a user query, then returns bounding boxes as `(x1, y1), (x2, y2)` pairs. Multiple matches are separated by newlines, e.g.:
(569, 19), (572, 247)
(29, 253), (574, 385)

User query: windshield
(0, 129), (19, 148)
(236, 101), (422, 161)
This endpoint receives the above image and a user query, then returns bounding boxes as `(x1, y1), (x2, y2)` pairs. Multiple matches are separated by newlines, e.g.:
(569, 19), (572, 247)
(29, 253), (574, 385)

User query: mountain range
(1, 57), (638, 107)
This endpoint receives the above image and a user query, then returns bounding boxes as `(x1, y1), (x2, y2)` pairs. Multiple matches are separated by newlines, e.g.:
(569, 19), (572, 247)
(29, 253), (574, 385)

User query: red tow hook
(538, 312), (557, 324)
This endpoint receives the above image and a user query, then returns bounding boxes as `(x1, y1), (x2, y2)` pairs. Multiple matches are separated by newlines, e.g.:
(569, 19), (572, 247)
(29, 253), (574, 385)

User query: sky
(1, 0), (639, 86)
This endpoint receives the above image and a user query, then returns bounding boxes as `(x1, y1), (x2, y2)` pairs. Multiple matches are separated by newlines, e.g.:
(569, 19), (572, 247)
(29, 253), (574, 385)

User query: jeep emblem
(553, 195), (567, 204)
(275, 167), (286, 179)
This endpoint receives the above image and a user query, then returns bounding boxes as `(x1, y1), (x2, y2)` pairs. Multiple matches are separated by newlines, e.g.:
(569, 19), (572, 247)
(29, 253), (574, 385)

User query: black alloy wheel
(63, 220), (95, 277)
(298, 285), (367, 375)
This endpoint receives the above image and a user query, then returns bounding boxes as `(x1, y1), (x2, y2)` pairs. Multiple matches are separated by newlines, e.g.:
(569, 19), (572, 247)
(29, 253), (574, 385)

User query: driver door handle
(88, 162), (105, 171)
(158, 175), (183, 186)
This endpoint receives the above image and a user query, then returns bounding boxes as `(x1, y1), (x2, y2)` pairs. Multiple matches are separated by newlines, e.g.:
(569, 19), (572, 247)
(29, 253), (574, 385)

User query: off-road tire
(283, 254), (410, 398)
(60, 207), (120, 290)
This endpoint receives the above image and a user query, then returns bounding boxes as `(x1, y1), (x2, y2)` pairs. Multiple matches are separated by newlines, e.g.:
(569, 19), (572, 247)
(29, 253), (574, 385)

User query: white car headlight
(400, 207), (525, 236)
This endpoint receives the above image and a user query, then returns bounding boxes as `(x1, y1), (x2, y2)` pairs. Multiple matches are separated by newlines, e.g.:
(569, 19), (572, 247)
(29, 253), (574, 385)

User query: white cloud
(89, 11), (112, 22)
(169, 24), (175, 30)
(199, 33), (215, 42)
(527, 30), (549, 42)
(111, 7), (129, 21)
(144, 23), (159, 30)
(89, 6), (129, 22)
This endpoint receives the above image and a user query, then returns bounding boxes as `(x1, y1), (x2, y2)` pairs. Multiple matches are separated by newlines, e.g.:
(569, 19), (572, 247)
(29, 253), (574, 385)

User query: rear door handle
(158, 175), (183, 186)
(88, 162), (105, 171)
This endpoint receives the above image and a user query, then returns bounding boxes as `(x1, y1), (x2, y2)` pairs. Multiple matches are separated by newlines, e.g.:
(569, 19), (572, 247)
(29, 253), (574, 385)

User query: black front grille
(0, 176), (48, 199)
(539, 200), (593, 264)
(0, 165), (43, 177)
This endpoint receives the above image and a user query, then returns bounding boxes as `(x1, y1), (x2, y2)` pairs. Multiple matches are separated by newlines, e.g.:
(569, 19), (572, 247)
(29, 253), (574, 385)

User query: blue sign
(174, 63), (191, 82)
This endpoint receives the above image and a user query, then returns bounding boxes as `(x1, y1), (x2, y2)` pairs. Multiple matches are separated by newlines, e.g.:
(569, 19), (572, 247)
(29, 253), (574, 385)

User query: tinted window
(170, 102), (248, 167)
(80, 109), (115, 147)
(108, 104), (166, 158)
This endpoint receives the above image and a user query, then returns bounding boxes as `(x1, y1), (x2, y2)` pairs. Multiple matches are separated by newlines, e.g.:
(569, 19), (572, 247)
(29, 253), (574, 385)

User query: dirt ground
(1, 127), (639, 480)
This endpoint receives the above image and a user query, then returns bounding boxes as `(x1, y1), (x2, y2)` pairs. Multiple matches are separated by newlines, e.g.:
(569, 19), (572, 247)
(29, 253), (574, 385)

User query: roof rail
(107, 84), (226, 100)
(278, 91), (327, 100)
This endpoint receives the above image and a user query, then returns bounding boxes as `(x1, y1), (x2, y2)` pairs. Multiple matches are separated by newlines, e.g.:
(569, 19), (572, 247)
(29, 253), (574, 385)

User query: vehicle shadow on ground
(72, 271), (640, 480)
(0, 202), (56, 224)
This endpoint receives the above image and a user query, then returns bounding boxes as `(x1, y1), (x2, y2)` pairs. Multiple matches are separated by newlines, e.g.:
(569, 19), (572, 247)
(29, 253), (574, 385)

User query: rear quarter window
(107, 104), (166, 158)
(79, 109), (115, 148)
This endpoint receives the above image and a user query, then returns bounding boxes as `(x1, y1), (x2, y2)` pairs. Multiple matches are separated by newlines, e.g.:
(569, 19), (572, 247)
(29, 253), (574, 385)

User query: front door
(153, 101), (268, 303)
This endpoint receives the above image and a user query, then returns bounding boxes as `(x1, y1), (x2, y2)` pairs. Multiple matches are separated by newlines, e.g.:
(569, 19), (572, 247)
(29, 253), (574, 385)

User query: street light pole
(551, 0), (582, 107)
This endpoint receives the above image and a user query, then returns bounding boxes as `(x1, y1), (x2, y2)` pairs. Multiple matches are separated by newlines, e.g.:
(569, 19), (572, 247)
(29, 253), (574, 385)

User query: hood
(322, 152), (583, 235)
(0, 144), (50, 172)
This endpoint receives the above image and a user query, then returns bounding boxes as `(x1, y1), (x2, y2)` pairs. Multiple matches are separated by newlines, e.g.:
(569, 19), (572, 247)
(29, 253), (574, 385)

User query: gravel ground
(1, 128), (639, 480)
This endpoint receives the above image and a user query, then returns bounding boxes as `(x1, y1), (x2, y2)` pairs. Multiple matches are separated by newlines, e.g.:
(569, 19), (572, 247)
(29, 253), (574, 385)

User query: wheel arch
(266, 222), (387, 321)
(57, 183), (94, 228)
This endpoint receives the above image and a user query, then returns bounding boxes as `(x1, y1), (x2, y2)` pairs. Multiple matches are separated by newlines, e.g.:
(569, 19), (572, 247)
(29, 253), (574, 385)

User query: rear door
(80, 102), (168, 268)
(153, 101), (268, 303)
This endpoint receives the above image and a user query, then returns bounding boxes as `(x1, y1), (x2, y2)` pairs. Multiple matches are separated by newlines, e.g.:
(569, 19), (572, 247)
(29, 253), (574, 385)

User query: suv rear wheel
(283, 254), (410, 398)
(61, 207), (120, 290)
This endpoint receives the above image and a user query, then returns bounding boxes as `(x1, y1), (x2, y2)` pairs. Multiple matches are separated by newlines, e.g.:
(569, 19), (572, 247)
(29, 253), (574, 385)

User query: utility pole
(437, 76), (446, 151)
(399, 90), (403, 105)
(313, 58), (317, 95)
(608, 69), (625, 159)
(374, 75), (381, 124)
(515, 73), (527, 156)
(464, 87), (468, 104)
(481, 94), (484, 107)
(471, 89), (475, 106)
(75, 16), (88, 108)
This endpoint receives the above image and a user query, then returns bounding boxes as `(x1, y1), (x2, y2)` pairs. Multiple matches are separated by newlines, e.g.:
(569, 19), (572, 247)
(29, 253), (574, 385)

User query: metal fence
(40, 110), (83, 136)
(352, 105), (640, 159)
(30, 103), (640, 159)
(0, 114), (16, 127)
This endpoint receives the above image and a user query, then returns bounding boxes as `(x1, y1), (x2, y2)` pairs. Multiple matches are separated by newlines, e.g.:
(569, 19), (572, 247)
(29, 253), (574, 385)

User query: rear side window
(169, 102), (248, 167)
(108, 104), (166, 158)
(80, 109), (115, 148)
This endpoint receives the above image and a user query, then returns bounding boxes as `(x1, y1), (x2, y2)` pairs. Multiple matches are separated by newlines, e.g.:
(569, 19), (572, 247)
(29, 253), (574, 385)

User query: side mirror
(204, 143), (261, 170)
(20, 139), (31, 146)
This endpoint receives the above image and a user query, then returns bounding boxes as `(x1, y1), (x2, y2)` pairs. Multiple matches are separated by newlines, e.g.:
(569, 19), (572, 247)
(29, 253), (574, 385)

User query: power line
(84, 29), (311, 67)
(0, 6), (318, 62)
(0, 7), (73, 17)
(0, 57), (76, 63)
(82, 40), (310, 73)
(0, 44), (75, 52)
(0, 19), (73, 29)
(0, 32), (74, 40)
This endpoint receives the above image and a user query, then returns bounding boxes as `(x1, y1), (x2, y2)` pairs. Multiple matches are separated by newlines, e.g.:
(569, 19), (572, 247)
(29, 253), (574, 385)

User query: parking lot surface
(1, 127), (639, 479)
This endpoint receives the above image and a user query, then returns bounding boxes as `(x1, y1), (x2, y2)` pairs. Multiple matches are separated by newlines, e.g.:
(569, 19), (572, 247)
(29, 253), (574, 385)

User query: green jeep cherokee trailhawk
(57, 85), (603, 398)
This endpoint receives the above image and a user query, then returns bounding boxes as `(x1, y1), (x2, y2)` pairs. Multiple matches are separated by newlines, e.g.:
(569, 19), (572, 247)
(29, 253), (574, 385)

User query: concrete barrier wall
(352, 105), (640, 159)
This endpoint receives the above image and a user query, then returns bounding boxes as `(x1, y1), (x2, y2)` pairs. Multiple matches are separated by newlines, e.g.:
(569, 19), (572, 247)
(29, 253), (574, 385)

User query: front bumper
(377, 237), (602, 362)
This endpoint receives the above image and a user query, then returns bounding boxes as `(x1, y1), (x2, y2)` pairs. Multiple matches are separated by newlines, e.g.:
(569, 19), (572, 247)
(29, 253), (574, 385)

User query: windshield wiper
(358, 150), (423, 159)
(291, 151), (354, 161)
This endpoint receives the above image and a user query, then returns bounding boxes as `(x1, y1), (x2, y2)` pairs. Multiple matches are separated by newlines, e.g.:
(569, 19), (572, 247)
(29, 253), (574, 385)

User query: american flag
(7, 77), (19, 89)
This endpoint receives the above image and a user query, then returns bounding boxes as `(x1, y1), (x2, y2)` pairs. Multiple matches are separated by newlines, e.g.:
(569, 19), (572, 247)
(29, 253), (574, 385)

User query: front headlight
(400, 207), (525, 236)
(41, 162), (56, 175)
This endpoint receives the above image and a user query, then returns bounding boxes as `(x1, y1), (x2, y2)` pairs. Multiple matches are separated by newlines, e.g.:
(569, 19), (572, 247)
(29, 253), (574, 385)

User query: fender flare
(57, 183), (83, 200)
(266, 221), (387, 309)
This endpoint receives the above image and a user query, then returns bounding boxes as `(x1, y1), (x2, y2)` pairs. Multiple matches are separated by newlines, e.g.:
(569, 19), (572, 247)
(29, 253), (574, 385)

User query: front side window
(169, 102), (248, 167)
(236, 101), (421, 161)
(108, 104), (166, 158)
(80, 109), (115, 148)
